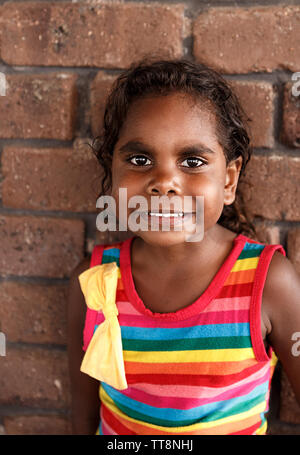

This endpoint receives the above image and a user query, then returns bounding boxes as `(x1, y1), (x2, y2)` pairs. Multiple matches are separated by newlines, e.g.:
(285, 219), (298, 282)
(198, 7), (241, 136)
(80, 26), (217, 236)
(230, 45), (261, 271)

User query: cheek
(111, 160), (128, 197)
(205, 187), (224, 214)
(111, 174), (139, 200)
(190, 174), (225, 217)
(111, 166), (142, 211)
(191, 172), (225, 198)
(112, 159), (144, 194)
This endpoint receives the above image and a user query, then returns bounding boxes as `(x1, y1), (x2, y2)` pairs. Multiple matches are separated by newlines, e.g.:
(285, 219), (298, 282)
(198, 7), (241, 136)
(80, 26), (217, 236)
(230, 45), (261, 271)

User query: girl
(67, 58), (300, 435)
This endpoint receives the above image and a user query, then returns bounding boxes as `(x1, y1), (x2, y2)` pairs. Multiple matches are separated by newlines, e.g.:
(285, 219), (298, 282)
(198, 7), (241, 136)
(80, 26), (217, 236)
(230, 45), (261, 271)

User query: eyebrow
(117, 140), (216, 156)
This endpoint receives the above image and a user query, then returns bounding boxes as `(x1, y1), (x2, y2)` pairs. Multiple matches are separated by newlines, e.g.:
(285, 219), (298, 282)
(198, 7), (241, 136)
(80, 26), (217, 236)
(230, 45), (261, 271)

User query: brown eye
(129, 155), (152, 166)
(181, 157), (205, 168)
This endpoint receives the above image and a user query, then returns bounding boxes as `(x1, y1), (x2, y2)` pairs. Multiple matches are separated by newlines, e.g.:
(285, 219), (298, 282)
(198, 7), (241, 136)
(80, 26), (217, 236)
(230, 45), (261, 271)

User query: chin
(132, 229), (204, 247)
(128, 212), (206, 246)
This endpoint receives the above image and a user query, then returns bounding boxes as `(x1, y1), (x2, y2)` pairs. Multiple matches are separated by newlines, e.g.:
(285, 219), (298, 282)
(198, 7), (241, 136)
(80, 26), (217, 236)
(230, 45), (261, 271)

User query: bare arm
(67, 256), (101, 434)
(263, 251), (300, 406)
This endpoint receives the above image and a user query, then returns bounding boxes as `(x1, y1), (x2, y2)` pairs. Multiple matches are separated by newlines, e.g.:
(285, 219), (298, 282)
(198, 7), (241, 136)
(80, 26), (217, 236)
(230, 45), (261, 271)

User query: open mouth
(144, 212), (196, 228)
(148, 212), (184, 218)
(147, 212), (195, 217)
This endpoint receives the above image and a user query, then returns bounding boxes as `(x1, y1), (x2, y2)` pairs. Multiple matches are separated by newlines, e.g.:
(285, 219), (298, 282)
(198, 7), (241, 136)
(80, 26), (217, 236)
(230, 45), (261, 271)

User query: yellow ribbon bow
(78, 262), (128, 390)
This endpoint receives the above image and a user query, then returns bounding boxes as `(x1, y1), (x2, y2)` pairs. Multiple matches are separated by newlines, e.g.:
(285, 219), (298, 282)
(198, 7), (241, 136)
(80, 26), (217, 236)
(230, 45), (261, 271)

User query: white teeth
(149, 212), (184, 217)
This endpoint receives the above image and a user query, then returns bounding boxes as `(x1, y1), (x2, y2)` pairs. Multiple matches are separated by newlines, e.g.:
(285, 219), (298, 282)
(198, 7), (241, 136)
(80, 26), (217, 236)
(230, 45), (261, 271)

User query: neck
(132, 224), (235, 273)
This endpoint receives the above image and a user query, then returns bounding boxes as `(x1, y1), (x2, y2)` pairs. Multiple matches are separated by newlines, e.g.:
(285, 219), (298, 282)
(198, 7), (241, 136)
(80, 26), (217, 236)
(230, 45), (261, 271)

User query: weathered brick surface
(4, 415), (71, 435)
(90, 72), (118, 137)
(287, 229), (300, 275)
(0, 281), (68, 345)
(1, 142), (101, 212)
(280, 371), (300, 424)
(230, 80), (275, 148)
(239, 155), (300, 221)
(0, 73), (77, 139)
(281, 82), (300, 148)
(0, 2), (184, 67)
(0, 215), (84, 278)
(0, 346), (70, 409)
(194, 6), (300, 74)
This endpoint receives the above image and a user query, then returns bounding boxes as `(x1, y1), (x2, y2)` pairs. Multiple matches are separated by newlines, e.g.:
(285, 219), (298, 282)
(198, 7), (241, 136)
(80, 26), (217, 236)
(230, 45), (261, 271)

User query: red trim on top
(90, 244), (105, 267)
(82, 244), (105, 351)
(120, 233), (247, 321)
(250, 244), (286, 362)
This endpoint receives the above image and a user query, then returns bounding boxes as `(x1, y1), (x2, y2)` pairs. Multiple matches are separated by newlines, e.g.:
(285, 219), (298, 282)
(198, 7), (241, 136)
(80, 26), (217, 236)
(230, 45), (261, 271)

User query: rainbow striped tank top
(82, 233), (285, 435)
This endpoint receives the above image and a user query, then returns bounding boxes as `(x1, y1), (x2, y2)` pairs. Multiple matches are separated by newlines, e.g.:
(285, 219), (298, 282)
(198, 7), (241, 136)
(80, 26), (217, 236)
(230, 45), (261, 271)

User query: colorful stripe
(84, 236), (284, 435)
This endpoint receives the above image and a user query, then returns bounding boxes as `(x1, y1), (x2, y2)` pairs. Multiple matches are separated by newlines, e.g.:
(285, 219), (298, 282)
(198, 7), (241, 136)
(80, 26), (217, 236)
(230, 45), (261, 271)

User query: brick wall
(0, 0), (299, 435)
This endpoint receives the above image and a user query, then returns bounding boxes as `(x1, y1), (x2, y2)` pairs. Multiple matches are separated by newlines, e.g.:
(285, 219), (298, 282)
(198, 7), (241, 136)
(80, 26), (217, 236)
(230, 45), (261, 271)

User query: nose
(145, 167), (181, 196)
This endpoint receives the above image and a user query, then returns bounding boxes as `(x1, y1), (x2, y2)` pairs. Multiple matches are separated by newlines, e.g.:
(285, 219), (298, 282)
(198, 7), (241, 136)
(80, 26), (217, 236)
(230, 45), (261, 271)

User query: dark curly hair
(90, 57), (256, 238)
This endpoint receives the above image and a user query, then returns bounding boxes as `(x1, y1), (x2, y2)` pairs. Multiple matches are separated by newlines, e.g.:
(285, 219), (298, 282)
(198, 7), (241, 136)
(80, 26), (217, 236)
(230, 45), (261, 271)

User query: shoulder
(263, 250), (298, 298)
(67, 255), (92, 353)
(67, 255), (92, 312)
(262, 250), (300, 332)
(69, 255), (92, 285)
(261, 250), (300, 405)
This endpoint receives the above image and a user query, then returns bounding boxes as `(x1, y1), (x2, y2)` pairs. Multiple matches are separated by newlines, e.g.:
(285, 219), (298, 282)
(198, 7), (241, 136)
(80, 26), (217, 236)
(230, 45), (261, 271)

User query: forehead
(118, 93), (218, 142)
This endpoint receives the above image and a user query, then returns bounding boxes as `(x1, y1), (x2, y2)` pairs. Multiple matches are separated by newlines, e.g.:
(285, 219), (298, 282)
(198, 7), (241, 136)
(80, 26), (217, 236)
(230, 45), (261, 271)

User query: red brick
(0, 346), (70, 409)
(230, 81), (275, 148)
(4, 415), (71, 435)
(239, 155), (300, 221)
(287, 229), (300, 275)
(0, 2), (184, 68)
(281, 82), (300, 148)
(193, 6), (300, 74)
(1, 143), (100, 212)
(0, 215), (84, 278)
(280, 370), (300, 424)
(90, 72), (118, 137)
(0, 281), (68, 345)
(0, 73), (77, 139)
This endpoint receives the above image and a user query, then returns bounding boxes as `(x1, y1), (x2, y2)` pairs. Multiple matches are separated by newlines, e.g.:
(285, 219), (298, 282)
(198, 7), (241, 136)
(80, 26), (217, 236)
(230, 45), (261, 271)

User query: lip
(140, 211), (196, 228)
(147, 212), (195, 218)
(149, 212), (186, 217)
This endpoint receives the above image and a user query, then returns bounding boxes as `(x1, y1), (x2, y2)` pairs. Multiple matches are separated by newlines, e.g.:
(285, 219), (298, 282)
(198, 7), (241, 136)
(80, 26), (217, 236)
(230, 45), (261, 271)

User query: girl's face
(111, 92), (242, 246)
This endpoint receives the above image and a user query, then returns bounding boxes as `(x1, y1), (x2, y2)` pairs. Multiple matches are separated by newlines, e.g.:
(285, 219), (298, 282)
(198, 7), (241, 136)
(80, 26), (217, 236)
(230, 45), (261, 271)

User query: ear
(224, 156), (243, 206)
